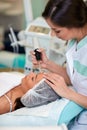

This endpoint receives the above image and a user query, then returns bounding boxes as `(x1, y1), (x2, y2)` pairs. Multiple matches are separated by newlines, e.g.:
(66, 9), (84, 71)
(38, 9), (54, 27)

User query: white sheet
(9, 98), (69, 118)
(0, 72), (25, 97)
(0, 125), (68, 130)
(10, 100), (56, 117)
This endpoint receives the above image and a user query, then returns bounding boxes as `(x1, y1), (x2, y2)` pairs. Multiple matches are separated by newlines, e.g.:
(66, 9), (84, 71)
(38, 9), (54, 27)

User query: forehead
(46, 18), (68, 31)
(46, 18), (61, 29)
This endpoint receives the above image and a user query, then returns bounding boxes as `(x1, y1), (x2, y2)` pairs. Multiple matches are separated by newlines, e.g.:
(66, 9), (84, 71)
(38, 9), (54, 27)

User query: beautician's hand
(43, 73), (72, 98)
(30, 48), (48, 69)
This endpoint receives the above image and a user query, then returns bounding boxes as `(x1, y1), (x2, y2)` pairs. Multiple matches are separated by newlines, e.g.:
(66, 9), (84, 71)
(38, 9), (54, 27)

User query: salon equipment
(23, 17), (66, 74)
(9, 17), (66, 74)
(24, 17), (51, 74)
(34, 48), (42, 72)
(0, 51), (25, 71)
(0, 27), (25, 71)
(9, 27), (31, 48)
(34, 49), (42, 61)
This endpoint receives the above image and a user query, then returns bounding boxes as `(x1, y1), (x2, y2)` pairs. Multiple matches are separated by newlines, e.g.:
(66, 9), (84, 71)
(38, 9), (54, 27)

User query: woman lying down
(0, 72), (59, 114)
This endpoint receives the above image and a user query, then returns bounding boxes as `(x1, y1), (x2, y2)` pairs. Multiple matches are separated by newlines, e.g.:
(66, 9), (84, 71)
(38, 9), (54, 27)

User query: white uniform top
(66, 36), (87, 96)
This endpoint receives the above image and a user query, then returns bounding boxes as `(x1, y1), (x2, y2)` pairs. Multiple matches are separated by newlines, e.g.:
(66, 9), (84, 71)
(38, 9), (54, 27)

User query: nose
(29, 72), (36, 77)
(50, 30), (56, 37)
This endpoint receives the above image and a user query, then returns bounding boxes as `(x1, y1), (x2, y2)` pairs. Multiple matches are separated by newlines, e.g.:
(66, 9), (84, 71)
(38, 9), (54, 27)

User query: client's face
(21, 72), (43, 93)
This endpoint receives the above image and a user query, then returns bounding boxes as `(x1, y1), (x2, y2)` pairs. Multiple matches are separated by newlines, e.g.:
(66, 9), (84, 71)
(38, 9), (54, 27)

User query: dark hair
(42, 0), (87, 28)
(14, 97), (25, 110)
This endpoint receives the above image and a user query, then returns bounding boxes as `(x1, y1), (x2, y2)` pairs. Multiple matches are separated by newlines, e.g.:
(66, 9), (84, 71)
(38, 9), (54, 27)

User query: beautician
(30, 0), (87, 129)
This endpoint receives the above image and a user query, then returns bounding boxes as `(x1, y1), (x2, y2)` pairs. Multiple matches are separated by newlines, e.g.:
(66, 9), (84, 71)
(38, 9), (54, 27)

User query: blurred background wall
(0, 0), (48, 52)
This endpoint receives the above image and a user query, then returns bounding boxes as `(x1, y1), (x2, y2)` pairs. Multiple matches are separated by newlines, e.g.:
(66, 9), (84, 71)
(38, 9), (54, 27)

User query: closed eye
(51, 28), (61, 34)
(55, 30), (61, 33)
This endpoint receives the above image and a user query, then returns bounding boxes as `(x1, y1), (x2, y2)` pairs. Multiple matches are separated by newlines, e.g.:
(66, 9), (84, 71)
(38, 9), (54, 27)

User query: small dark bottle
(34, 48), (42, 61)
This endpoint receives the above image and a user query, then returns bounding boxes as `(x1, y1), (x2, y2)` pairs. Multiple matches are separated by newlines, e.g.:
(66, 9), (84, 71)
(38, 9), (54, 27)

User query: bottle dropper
(33, 37), (42, 73)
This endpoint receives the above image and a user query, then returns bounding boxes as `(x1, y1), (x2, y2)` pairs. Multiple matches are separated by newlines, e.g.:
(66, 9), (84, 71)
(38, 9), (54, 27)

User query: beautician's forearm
(68, 89), (87, 109)
(45, 60), (71, 85)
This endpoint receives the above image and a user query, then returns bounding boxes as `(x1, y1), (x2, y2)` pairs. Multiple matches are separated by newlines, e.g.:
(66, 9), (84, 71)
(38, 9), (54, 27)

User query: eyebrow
(51, 28), (61, 31)
(51, 28), (56, 30)
(51, 28), (61, 32)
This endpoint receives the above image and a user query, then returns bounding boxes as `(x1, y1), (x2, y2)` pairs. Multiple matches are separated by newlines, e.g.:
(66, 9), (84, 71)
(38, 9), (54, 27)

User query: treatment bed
(0, 98), (83, 126)
(0, 72), (84, 127)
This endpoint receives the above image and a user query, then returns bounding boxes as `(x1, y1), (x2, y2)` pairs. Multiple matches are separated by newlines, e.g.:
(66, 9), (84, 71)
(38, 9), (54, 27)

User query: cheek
(59, 31), (73, 40)
(28, 81), (36, 89)
(56, 33), (67, 40)
(64, 33), (73, 40)
(36, 74), (43, 83)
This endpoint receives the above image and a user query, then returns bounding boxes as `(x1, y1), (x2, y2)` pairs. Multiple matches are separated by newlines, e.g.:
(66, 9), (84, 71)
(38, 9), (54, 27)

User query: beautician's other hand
(30, 48), (48, 69)
(43, 73), (72, 99)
